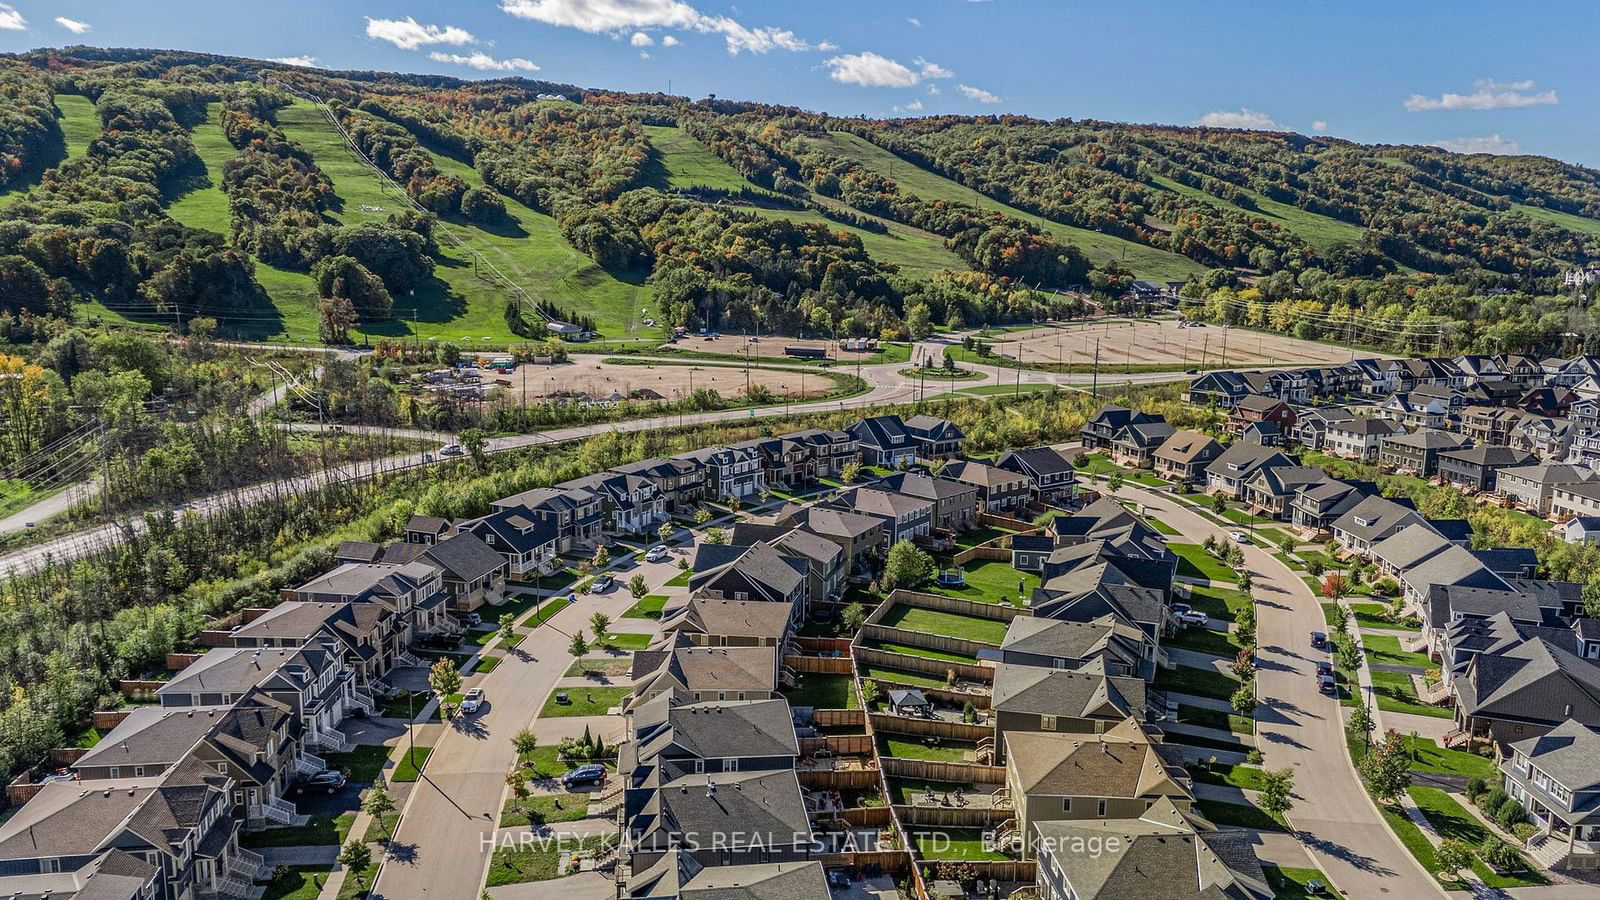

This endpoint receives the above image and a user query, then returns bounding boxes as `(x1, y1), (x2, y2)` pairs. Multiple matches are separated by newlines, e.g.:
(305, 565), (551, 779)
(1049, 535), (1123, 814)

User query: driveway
(1118, 482), (1446, 900)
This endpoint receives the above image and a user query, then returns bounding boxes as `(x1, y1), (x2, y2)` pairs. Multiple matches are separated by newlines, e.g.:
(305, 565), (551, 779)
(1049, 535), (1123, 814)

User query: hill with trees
(0, 47), (1598, 355)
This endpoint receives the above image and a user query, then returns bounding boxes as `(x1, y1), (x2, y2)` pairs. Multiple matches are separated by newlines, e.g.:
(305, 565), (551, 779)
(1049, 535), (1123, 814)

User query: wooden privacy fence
(869, 714), (993, 743)
(842, 806), (894, 828)
(881, 756), (1005, 785)
(815, 850), (911, 873)
(861, 623), (998, 661)
(787, 654), (853, 675)
(855, 646), (993, 686)
(883, 590), (1028, 623)
(795, 636), (853, 655)
(896, 805), (1012, 828)
(950, 544), (1014, 567)
(800, 735), (875, 756)
(800, 768), (884, 790)
(117, 679), (166, 697)
(979, 512), (1040, 533)
(165, 652), (206, 671)
(813, 708), (865, 729)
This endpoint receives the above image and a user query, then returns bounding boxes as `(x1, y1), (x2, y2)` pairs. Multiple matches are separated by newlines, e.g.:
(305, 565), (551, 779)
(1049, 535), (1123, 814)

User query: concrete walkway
(1164, 721), (1256, 747)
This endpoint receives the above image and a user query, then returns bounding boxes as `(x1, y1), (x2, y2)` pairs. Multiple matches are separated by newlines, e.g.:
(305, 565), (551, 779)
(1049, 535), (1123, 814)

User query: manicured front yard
(522, 595), (575, 627)
(784, 674), (859, 709)
(486, 835), (613, 887)
(1148, 517), (1180, 536)
(1166, 624), (1243, 657)
(261, 866), (333, 900)
(600, 632), (652, 651)
(1177, 704), (1255, 735)
(324, 745), (393, 783)
(241, 813), (357, 849)
(1169, 543), (1236, 583)
(1263, 866), (1345, 900)
(1184, 586), (1251, 622)
(1362, 634), (1432, 670)
(539, 686), (630, 717)
(1408, 787), (1546, 888)
(1400, 737), (1495, 777)
(521, 745), (618, 778)
(1195, 798), (1285, 831)
(622, 594), (669, 619)
(1154, 664), (1241, 701)
(663, 570), (691, 587)
(500, 791), (592, 826)
(1186, 763), (1269, 792)
(566, 657), (633, 678)
(1369, 670), (1451, 718)
(392, 747), (432, 782)
(922, 560), (1038, 607)
(878, 604), (1009, 644)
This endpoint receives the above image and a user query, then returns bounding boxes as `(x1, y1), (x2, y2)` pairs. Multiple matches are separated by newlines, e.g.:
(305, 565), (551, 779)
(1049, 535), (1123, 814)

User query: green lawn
(1148, 517), (1180, 536)
(1408, 787), (1546, 888)
(1154, 664), (1241, 701)
(663, 570), (691, 587)
(859, 665), (949, 690)
(622, 594), (669, 619)
(392, 747), (432, 782)
(783, 674), (858, 709)
(921, 559), (1038, 607)
(487, 835), (613, 887)
(1177, 704), (1255, 735)
(1369, 670), (1451, 718)
(863, 640), (978, 664)
(601, 632), (651, 651)
(566, 657), (633, 678)
(1195, 798), (1285, 831)
(809, 130), (1204, 281)
(240, 813), (356, 849)
(1147, 173), (1366, 255)
(324, 746), (393, 783)
(952, 524), (1019, 549)
(1262, 865), (1345, 900)
(261, 866), (333, 900)
(167, 102), (235, 234)
(474, 655), (502, 673)
(500, 791), (593, 826)
(910, 827), (1011, 861)
(522, 595), (575, 628)
(882, 737), (974, 763)
(1347, 602), (1406, 630)
(1166, 624), (1243, 658)
(539, 686), (630, 717)
(1169, 543), (1237, 584)
(1400, 737), (1495, 777)
(878, 604), (1009, 643)
(1186, 763), (1270, 792)
(527, 568), (582, 593)
(1184, 586), (1252, 622)
(1363, 634), (1433, 670)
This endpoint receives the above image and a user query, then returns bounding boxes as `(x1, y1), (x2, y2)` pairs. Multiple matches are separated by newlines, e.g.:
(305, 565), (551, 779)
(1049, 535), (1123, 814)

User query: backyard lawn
(863, 640), (978, 664)
(783, 674), (859, 709)
(910, 828), (1010, 861)
(539, 686), (630, 717)
(922, 559), (1038, 606)
(1169, 543), (1236, 583)
(881, 737), (975, 763)
(859, 665), (948, 690)
(952, 524), (1018, 549)
(878, 604), (1009, 644)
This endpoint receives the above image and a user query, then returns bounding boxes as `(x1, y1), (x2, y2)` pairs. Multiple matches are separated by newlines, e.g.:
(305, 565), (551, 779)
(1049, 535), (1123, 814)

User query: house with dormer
(1203, 443), (1293, 499)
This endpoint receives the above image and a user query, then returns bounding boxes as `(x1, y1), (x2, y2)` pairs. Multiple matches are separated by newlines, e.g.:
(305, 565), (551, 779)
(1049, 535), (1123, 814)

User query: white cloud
(366, 16), (475, 50)
(893, 99), (924, 113)
(630, 31), (653, 46)
(270, 55), (323, 68)
(1196, 108), (1281, 130)
(1311, 120), (1328, 132)
(914, 57), (952, 79)
(957, 83), (1002, 104)
(1404, 78), (1557, 111)
(926, 84), (940, 96)
(906, 16), (922, 28)
(639, 50), (650, 58)
(824, 52), (919, 87)
(816, 40), (837, 52)
(500, 0), (817, 54)
(0, 4), (26, 30)
(429, 51), (540, 72)
(55, 16), (91, 34)
(661, 35), (679, 46)
(1431, 133), (1521, 155)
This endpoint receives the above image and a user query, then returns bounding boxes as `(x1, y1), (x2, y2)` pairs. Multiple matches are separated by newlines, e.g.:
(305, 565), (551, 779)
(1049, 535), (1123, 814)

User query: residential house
(733, 435), (812, 489)
(1151, 430), (1223, 485)
(1291, 479), (1372, 533)
(623, 769), (812, 872)
(784, 428), (859, 478)
(1202, 443), (1293, 499)
(1464, 406), (1527, 447)
(491, 485), (604, 553)
(1463, 380), (1527, 408)
(880, 472), (980, 533)
(1325, 417), (1403, 461)
(677, 444), (766, 500)
(943, 459), (1032, 513)
(1293, 407), (1356, 451)
(1375, 393), (1449, 431)
(1500, 719), (1600, 871)
(456, 506), (562, 581)
(1552, 482), (1600, 520)
(1083, 405), (1162, 449)
(689, 541), (808, 609)
(609, 456), (708, 511)
(1455, 355), (1503, 386)
(286, 561), (448, 641)
(630, 640), (779, 708)
(1378, 429), (1471, 476)
(1241, 466), (1331, 520)
(837, 487), (934, 548)
(1496, 464), (1596, 515)
(1030, 798), (1272, 900)
(626, 854), (828, 899)
(997, 446), (1078, 504)
(1182, 370), (1252, 409)
(622, 694), (799, 785)
(1240, 420), (1283, 446)
(1438, 445), (1538, 493)
(998, 617), (1148, 679)
(228, 600), (396, 688)
(989, 664), (1149, 764)
(1109, 421), (1177, 468)
(1400, 543), (1510, 609)
(1560, 516), (1600, 545)
(1370, 523), (1456, 580)
(155, 646), (358, 753)
(1011, 534), (1057, 573)
(1002, 721), (1194, 860)
(658, 598), (796, 651)
(380, 531), (507, 613)
(1497, 354), (1546, 389)
(846, 415), (917, 468)
(789, 507), (885, 575)
(1511, 415), (1576, 462)
(1331, 495), (1429, 556)
(1226, 395), (1295, 436)
(903, 415), (965, 458)
(1454, 636), (1600, 752)
(773, 527), (846, 607)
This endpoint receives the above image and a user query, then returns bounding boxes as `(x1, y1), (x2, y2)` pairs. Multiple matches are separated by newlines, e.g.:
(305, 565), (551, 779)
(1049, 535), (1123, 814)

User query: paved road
(1115, 482), (1445, 899)
(371, 545), (686, 900)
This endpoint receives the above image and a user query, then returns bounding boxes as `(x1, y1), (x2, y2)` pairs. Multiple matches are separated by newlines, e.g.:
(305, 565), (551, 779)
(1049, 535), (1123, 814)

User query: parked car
(460, 688), (485, 714)
(417, 632), (461, 650)
(592, 574), (615, 593)
(1315, 659), (1334, 677)
(562, 764), (607, 787)
(1318, 673), (1336, 695)
(644, 545), (669, 563)
(1310, 631), (1327, 649)
(440, 443), (464, 456)
(1175, 609), (1209, 627)
(461, 612), (482, 627)
(1228, 530), (1250, 544)
(298, 770), (347, 794)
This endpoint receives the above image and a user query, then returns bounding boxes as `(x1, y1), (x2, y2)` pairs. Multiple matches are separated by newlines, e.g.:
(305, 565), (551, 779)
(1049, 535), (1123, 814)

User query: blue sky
(3, 0), (1596, 165)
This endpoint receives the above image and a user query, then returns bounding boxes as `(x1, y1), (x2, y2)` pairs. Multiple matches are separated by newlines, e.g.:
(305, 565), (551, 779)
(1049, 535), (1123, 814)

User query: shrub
(1245, 748), (1263, 765)
(1495, 798), (1526, 833)
(1478, 787), (1509, 817)
(1466, 776), (1487, 802)
(1480, 837), (1523, 872)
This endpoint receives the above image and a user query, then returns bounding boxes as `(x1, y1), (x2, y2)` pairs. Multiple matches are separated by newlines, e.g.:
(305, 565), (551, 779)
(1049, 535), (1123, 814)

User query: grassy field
(746, 206), (965, 280)
(921, 559), (1037, 607)
(783, 673), (858, 709)
(0, 94), (100, 206)
(641, 125), (752, 191)
(1169, 543), (1237, 583)
(1147, 173), (1366, 253)
(878, 604), (1009, 644)
(166, 102), (234, 234)
(539, 686), (629, 717)
(1512, 203), (1600, 242)
(807, 130), (1206, 281)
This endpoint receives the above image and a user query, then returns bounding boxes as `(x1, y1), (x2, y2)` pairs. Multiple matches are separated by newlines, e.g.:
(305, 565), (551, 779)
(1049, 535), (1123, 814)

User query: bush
(1245, 748), (1263, 765)
(1495, 798), (1526, 833)
(1478, 787), (1509, 818)
(1480, 837), (1523, 872)
(1466, 776), (1487, 802)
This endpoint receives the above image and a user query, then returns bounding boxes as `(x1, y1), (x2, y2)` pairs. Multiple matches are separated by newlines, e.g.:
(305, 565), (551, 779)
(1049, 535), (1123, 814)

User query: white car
(1176, 609), (1209, 627)
(644, 545), (669, 563)
(1228, 530), (1250, 544)
(460, 688), (485, 714)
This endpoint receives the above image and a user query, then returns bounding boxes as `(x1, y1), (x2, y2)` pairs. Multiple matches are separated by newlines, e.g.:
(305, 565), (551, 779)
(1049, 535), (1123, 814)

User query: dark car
(1310, 631), (1327, 649)
(298, 770), (347, 794)
(562, 764), (606, 787)
(1318, 673), (1337, 695)
(418, 632), (461, 650)
(1315, 659), (1334, 677)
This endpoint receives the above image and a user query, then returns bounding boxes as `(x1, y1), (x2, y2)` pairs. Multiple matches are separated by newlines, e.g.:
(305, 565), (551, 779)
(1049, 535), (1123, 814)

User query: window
(694, 759), (706, 774)
(1040, 715), (1057, 731)
(108, 767), (120, 778)
(723, 759), (739, 772)
(1061, 798), (1072, 812)
(1097, 799), (1107, 817)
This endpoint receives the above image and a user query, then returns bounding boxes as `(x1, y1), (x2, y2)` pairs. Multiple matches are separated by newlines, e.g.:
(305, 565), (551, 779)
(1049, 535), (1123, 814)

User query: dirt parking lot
(662, 334), (892, 364)
(499, 357), (838, 403)
(985, 320), (1360, 368)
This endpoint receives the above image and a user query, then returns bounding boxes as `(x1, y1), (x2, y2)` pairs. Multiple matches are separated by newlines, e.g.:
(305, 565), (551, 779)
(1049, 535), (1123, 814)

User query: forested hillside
(1, 47), (1599, 355)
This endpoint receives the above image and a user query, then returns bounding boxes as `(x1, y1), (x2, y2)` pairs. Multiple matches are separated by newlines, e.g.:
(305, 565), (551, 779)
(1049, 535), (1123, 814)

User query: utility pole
(1091, 340), (1101, 400)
